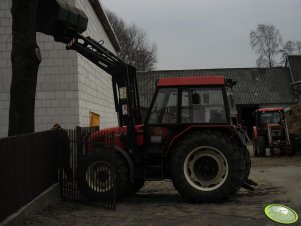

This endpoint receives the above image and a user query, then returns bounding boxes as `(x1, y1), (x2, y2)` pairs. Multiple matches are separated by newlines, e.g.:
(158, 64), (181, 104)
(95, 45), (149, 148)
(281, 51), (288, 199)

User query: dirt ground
(24, 147), (301, 226)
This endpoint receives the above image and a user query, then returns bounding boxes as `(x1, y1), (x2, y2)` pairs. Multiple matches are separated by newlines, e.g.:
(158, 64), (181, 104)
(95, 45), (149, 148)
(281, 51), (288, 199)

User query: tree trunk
(9, 0), (41, 136)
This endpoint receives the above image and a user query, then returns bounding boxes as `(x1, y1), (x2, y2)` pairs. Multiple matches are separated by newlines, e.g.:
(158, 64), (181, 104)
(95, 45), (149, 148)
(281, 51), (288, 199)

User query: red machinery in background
(253, 108), (296, 156)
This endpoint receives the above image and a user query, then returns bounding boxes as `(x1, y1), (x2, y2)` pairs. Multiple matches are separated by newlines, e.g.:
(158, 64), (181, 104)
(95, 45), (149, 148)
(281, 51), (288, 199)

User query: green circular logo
(265, 204), (298, 224)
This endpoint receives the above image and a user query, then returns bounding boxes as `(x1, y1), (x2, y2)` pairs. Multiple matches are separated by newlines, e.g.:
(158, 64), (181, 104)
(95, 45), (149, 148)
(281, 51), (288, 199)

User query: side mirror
(192, 93), (200, 105)
(36, 0), (88, 43)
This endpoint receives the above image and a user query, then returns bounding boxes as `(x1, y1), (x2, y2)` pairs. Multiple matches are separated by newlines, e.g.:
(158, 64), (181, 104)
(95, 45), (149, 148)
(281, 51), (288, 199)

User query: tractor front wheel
(257, 136), (266, 157)
(170, 131), (244, 203)
(253, 140), (258, 157)
(116, 154), (145, 196)
(289, 134), (297, 156)
(78, 155), (115, 201)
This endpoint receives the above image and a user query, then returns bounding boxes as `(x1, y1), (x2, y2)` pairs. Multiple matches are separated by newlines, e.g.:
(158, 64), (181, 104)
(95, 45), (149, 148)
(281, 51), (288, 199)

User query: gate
(58, 126), (116, 210)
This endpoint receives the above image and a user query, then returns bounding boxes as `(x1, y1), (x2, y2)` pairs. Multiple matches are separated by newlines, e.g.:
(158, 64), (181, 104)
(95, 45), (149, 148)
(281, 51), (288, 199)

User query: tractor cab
(146, 76), (229, 126)
(256, 108), (285, 130)
(252, 108), (295, 156)
(141, 76), (238, 179)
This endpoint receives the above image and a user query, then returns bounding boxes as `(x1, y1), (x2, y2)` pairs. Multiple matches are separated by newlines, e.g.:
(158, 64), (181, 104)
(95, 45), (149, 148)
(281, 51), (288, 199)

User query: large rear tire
(243, 146), (251, 180)
(230, 145), (251, 194)
(170, 130), (244, 203)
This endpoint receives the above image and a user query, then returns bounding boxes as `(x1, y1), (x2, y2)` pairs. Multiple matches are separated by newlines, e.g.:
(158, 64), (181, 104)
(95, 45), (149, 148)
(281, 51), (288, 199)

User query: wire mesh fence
(59, 126), (116, 210)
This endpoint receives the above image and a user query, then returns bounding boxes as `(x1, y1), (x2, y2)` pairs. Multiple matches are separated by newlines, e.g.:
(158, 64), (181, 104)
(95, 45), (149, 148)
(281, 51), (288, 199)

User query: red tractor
(89, 76), (254, 203)
(37, 0), (256, 203)
(252, 108), (296, 157)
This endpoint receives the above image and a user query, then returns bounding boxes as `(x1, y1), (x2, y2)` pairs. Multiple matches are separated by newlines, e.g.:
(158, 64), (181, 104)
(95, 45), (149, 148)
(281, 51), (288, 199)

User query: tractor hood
(100, 125), (143, 135)
(91, 125), (144, 149)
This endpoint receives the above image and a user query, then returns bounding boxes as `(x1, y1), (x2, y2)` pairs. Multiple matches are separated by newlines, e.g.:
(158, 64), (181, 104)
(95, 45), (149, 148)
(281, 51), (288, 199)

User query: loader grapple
(36, 0), (88, 43)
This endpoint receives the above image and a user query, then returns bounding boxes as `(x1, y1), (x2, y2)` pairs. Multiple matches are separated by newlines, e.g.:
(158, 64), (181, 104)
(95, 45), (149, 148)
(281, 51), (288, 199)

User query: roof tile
(137, 67), (296, 108)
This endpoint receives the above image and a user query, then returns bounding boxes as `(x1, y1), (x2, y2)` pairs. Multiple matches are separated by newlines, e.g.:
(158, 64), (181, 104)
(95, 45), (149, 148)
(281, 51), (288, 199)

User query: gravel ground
(23, 148), (301, 226)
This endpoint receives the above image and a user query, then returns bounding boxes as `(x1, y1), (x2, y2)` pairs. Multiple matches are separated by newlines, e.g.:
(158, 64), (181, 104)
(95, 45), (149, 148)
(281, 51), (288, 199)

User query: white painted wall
(0, 0), (118, 137)
(0, 0), (13, 137)
(35, 33), (79, 132)
(75, 0), (118, 129)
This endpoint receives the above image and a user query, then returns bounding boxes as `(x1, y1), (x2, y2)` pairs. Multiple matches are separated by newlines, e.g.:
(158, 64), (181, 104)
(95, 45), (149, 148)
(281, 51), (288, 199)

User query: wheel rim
(86, 161), (113, 192)
(183, 146), (229, 191)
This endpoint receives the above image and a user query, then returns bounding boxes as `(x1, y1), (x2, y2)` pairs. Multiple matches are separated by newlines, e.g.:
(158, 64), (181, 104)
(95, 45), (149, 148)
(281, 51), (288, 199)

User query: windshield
(148, 88), (178, 124)
(260, 111), (283, 124)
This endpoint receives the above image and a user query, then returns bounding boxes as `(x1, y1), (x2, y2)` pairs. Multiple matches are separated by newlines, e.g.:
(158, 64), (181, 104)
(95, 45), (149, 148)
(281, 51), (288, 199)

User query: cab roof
(257, 107), (284, 112)
(156, 76), (225, 87)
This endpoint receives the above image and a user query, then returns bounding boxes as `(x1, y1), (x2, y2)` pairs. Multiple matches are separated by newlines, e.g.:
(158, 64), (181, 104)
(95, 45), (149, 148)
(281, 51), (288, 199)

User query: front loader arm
(67, 35), (142, 149)
(36, 0), (142, 150)
(66, 34), (126, 76)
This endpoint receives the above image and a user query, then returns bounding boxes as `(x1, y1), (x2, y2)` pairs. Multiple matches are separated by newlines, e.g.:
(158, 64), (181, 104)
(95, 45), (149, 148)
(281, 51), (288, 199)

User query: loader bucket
(36, 0), (88, 43)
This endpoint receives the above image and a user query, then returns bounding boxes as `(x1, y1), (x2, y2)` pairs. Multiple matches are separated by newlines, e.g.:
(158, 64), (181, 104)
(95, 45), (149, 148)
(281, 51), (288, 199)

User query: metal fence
(0, 130), (59, 222)
(59, 126), (117, 210)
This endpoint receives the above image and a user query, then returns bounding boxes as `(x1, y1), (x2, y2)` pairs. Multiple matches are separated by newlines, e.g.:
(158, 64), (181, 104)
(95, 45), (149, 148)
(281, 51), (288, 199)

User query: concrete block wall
(35, 34), (79, 132)
(0, 0), (118, 137)
(75, 0), (118, 129)
(0, 0), (79, 137)
(0, 0), (12, 137)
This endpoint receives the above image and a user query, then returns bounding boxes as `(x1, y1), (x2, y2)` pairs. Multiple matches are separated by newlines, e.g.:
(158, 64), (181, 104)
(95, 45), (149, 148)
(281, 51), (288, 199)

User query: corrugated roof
(137, 67), (296, 108)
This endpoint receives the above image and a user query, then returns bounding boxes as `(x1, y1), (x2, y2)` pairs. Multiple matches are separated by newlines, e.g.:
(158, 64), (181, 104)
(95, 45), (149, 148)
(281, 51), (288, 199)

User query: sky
(100, 0), (301, 70)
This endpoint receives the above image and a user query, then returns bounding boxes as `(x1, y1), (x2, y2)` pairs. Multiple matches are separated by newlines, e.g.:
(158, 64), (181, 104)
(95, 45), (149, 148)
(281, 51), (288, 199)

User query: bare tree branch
(249, 24), (282, 68)
(106, 10), (158, 71)
(279, 40), (301, 65)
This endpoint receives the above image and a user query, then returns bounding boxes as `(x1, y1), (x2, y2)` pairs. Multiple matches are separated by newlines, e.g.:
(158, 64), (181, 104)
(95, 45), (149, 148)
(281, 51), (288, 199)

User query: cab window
(148, 88), (178, 124)
(181, 88), (227, 124)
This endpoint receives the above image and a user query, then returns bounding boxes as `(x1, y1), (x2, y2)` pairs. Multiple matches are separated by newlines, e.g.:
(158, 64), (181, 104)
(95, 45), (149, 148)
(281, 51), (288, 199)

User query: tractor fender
(114, 145), (135, 183)
(252, 126), (258, 141)
(165, 125), (243, 156)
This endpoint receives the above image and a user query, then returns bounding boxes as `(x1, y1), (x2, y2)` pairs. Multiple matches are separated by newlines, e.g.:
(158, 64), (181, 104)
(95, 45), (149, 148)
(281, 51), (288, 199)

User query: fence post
(76, 126), (83, 167)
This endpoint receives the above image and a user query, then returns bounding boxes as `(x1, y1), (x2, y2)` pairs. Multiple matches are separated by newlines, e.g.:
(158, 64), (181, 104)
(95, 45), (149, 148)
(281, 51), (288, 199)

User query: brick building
(0, 0), (119, 137)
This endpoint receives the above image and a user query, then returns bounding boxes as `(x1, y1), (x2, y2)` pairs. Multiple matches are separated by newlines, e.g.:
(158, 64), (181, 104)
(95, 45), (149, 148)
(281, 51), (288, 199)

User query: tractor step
(144, 146), (164, 180)
(144, 165), (164, 180)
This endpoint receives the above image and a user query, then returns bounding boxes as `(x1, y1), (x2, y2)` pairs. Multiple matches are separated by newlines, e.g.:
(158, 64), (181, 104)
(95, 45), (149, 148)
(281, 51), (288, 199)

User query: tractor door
(143, 87), (179, 179)
(180, 87), (228, 124)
